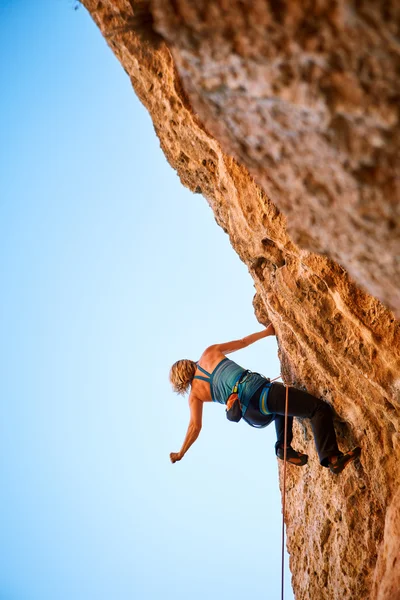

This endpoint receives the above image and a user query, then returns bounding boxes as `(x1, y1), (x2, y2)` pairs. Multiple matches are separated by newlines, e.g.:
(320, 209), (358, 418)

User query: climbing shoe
(329, 447), (361, 475)
(276, 446), (308, 466)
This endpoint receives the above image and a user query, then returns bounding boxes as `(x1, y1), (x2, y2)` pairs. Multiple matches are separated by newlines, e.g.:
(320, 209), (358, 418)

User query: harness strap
(259, 386), (271, 415)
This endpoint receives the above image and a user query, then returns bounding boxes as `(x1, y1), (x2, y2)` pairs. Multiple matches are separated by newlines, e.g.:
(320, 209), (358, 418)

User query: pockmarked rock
(81, 2), (400, 598)
(151, 0), (400, 314)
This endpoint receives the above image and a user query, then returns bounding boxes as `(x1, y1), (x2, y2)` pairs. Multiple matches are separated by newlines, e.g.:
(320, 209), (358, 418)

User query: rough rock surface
(151, 0), (400, 315)
(81, 2), (400, 599)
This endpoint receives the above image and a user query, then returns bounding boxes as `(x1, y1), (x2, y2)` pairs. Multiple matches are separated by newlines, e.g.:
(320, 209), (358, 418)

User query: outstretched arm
(213, 323), (275, 355)
(170, 395), (203, 463)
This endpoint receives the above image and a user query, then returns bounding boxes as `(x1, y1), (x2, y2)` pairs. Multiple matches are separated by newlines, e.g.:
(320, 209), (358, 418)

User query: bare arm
(213, 323), (275, 355)
(170, 394), (203, 463)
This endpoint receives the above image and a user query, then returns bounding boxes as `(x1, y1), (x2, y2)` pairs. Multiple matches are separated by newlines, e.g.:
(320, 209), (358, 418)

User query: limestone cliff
(81, 2), (400, 598)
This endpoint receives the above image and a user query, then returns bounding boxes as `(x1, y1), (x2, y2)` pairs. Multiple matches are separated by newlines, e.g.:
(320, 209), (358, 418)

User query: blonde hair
(169, 359), (197, 395)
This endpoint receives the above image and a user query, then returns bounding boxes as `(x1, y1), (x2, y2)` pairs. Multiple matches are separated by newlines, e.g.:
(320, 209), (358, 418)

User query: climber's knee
(311, 398), (332, 419)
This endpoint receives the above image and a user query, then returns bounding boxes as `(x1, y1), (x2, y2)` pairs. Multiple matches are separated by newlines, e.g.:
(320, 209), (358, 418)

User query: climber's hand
(170, 452), (182, 464)
(267, 323), (276, 336)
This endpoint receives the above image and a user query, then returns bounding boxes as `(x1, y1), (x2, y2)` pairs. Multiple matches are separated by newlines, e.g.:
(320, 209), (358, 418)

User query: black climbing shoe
(329, 447), (361, 475)
(276, 446), (308, 466)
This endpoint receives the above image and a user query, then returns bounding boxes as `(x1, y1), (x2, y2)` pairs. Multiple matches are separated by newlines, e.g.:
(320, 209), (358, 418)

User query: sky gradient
(1, 1), (294, 599)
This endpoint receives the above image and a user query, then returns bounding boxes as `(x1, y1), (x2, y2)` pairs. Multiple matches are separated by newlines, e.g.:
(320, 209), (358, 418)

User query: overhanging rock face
(82, 2), (400, 598)
(151, 0), (400, 315)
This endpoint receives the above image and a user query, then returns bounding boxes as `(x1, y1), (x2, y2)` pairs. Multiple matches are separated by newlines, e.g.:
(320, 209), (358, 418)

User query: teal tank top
(194, 357), (269, 415)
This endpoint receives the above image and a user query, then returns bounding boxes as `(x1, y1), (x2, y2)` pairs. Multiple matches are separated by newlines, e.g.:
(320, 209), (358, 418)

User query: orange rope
(281, 383), (289, 600)
(265, 373), (289, 599)
(269, 373), (289, 599)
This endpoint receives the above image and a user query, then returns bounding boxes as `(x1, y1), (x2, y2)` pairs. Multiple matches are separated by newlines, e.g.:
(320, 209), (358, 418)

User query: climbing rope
(270, 375), (289, 600)
(281, 383), (289, 600)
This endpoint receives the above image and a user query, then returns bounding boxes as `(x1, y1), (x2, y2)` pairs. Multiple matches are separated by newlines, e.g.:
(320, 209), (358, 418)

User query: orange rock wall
(81, 2), (400, 598)
(152, 0), (400, 314)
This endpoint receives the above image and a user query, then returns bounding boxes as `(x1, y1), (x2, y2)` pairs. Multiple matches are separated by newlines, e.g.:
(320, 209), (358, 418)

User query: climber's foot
(276, 445), (308, 466)
(329, 447), (361, 475)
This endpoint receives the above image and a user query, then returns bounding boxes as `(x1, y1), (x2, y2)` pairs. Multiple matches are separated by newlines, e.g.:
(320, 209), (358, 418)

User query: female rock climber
(169, 324), (361, 474)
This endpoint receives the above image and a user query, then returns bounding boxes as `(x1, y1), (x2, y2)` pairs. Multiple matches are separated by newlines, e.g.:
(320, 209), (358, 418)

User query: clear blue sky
(0, 1), (294, 599)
